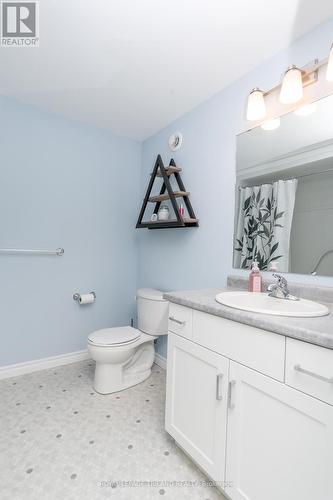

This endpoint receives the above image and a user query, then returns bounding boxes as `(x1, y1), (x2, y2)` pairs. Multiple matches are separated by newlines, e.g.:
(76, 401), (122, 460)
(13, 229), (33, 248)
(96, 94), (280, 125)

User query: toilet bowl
(87, 289), (168, 394)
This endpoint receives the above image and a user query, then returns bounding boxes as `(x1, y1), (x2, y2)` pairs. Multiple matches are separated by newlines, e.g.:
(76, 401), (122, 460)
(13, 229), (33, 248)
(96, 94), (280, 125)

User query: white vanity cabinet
(165, 304), (333, 500)
(226, 361), (333, 500)
(165, 333), (229, 482)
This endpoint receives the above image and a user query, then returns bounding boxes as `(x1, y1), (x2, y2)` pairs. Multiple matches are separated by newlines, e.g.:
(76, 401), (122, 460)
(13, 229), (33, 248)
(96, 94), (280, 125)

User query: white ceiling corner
(1, 0), (333, 140)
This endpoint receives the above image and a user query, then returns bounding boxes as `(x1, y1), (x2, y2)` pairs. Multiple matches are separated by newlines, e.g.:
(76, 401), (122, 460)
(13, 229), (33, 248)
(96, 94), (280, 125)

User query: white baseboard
(0, 349), (90, 380)
(0, 348), (164, 380)
(154, 352), (167, 370)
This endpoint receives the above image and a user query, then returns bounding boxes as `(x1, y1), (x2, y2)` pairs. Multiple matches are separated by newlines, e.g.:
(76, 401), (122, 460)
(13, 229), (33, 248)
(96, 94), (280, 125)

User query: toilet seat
(88, 326), (141, 347)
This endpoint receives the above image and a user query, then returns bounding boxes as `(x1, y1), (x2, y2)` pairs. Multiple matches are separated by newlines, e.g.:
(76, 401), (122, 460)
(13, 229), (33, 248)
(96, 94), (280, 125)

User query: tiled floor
(0, 361), (225, 499)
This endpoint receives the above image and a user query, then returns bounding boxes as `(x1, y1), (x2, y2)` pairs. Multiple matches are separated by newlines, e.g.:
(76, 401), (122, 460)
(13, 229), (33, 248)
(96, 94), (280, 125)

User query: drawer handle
(169, 316), (186, 326)
(216, 373), (223, 401)
(228, 380), (236, 409)
(294, 364), (333, 384)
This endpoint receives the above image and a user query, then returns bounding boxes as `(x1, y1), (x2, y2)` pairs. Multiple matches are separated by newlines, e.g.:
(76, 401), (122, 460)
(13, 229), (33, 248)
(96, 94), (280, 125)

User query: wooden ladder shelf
(136, 154), (199, 229)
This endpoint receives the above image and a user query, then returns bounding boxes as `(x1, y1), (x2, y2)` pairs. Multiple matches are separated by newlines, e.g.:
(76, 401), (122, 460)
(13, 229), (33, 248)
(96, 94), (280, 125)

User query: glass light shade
(326, 44), (333, 81)
(279, 66), (303, 104)
(261, 118), (281, 131)
(294, 102), (317, 116)
(246, 88), (266, 121)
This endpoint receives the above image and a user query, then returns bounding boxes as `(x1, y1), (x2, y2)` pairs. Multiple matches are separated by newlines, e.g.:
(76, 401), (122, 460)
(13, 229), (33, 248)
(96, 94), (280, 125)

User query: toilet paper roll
(78, 293), (95, 304)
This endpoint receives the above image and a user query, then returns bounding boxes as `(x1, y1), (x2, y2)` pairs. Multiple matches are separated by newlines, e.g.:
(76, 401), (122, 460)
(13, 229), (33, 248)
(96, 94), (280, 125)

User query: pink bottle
(248, 260), (262, 293)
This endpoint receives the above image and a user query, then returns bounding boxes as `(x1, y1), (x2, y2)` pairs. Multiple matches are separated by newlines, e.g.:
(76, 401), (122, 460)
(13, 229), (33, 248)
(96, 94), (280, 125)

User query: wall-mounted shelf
(148, 191), (189, 203)
(138, 218), (199, 229)
(155, 165), (182, 177)
(136, 155), (199, 230)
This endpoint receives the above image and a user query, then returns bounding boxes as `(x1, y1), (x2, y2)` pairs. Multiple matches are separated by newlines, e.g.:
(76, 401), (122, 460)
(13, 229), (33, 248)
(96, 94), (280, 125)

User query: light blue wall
(139, 17), (333, 359)
(0, 97), (141, 366)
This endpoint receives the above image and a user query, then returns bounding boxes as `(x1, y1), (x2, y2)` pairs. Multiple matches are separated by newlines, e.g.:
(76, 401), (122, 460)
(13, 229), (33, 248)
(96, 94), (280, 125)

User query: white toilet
(87, 289), (168, 394)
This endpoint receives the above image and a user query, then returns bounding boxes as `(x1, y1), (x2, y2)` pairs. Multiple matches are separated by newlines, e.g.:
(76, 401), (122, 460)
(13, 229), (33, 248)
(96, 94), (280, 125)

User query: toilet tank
(137, 288), (169, 336)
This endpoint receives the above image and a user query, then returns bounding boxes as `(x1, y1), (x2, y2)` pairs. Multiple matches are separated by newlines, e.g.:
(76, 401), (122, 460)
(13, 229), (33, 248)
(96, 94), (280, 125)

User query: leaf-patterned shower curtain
(233, 179), (298, 271)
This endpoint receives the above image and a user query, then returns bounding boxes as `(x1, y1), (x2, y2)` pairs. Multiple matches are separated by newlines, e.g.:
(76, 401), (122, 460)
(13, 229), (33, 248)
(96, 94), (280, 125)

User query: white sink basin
(215, 291), (329, 318)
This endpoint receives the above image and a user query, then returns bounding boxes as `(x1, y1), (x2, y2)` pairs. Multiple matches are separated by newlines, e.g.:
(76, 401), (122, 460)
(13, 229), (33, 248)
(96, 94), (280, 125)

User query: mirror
(234, 94), (333, 277)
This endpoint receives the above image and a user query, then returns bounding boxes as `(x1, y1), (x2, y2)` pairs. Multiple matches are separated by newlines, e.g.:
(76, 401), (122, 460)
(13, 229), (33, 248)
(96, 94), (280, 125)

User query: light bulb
(326, 44), (333, 81)
(294, 102), (317, 116)
(279, 65), (303, 104)
(246, 88), (266, 121)
(261, 118), (281, 131)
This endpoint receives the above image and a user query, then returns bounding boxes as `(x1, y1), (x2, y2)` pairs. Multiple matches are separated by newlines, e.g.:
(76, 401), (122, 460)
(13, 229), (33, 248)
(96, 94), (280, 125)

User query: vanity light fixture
(246, 61), (319, 121)
(326, 44), (333, 81)
(246, 42), (333, 122)
(294, 102), (317, 116)
(261, 118), (281, 131)
(279, 65), (303, 104)
(246, 88), (266, 121)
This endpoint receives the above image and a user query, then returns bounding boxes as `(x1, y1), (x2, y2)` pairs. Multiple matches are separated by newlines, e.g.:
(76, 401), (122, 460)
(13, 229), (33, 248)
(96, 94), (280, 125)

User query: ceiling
(1, 0), (333, 140)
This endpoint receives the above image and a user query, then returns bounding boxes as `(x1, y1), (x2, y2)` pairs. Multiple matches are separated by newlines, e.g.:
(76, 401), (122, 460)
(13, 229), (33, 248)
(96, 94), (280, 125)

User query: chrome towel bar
(0, 247), (64, 256)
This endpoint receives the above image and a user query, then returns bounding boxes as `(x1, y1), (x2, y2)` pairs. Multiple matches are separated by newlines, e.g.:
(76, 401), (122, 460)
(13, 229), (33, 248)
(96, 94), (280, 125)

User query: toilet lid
(88, 326), (141, 346)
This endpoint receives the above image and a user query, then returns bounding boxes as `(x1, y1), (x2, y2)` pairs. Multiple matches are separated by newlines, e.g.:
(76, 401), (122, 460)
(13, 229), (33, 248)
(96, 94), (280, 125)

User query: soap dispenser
(249, 260), (262, 293)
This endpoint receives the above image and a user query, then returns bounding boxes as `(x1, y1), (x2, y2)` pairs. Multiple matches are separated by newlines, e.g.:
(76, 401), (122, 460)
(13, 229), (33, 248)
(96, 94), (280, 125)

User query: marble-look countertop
(163, 288), (333, 350)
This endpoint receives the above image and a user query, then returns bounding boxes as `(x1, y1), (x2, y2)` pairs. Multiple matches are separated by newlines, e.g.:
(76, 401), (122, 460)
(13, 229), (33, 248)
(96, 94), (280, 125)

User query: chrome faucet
(267, 273), (299, 301)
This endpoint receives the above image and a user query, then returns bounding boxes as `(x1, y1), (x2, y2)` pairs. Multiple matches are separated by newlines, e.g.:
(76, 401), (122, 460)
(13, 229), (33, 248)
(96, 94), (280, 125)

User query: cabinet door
(226, 361), (333, 500)
(165, 333), (229, 482)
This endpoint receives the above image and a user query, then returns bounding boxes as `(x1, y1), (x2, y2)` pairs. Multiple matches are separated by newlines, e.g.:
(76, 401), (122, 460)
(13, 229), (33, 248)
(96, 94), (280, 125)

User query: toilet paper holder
(73, 291), (96, 302)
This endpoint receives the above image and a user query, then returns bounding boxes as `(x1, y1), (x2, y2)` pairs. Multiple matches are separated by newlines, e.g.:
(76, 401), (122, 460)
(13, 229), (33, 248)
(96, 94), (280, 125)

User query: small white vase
(158, 205), (170, 221)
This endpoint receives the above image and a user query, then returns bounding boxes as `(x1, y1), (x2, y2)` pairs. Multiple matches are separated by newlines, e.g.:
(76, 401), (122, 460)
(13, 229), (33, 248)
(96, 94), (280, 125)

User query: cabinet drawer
(193, 310), (285, 381)
(168, 303), (193, 339)
(285, 338), (333, 406)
